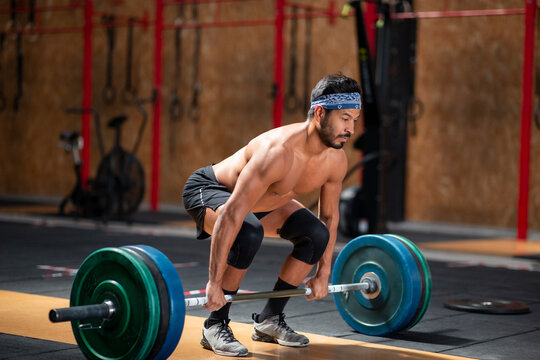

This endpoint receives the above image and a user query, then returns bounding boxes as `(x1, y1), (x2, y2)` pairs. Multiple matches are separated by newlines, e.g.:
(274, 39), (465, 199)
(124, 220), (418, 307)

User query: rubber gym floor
(1, 199), (540, 360)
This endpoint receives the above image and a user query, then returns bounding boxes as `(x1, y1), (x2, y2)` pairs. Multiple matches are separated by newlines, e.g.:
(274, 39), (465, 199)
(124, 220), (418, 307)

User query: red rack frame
(1, 1), (536, 240)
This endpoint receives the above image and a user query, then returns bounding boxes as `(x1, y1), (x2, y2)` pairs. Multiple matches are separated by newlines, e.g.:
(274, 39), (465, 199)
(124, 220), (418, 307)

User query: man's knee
(227, 214), (264, 269)
(279, 208), (330, 265)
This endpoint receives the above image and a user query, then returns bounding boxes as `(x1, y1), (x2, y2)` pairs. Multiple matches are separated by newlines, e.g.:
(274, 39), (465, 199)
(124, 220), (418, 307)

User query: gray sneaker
(201, 320), (249, 357)
(252, 313), (309, 347)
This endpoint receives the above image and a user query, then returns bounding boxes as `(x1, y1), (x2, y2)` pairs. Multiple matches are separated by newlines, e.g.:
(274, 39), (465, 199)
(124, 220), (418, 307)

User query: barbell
(49, 234), (432, 360)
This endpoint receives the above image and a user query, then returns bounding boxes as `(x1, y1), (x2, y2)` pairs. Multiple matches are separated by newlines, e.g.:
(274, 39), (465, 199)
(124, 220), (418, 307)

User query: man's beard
(319, 114), (350, 149)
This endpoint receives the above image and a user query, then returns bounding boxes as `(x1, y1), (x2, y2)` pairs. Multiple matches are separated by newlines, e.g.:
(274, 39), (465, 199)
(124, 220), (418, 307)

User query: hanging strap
(122, 17), (137, 104)
(302, 10), (312, 114)
(170, 3), (185, 123)
(13, 28), (23, 111)
(0, 32), (5, 112)
(189, 3), (202, 134)
(102, 14), (116, 105)
(6, 0), (17, 33)
(285, 6), (300, 113)
(26, 0), (39, 42)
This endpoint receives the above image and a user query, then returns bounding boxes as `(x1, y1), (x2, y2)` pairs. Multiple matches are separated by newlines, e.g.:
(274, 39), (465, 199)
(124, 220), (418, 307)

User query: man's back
(212, 121), (347, 213)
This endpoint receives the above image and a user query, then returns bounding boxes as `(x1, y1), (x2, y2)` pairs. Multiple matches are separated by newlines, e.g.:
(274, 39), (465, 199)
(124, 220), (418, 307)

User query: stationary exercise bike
(59, 102), (147, 220)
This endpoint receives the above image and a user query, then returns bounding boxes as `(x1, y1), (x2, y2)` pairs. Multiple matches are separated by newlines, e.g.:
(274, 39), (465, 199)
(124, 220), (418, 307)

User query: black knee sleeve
(227, 213), (264, 269)
(279, 208), (329, 265)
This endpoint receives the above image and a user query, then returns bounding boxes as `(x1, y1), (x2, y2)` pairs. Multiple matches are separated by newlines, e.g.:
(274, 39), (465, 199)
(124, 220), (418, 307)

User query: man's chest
(268, 161), (329, 197)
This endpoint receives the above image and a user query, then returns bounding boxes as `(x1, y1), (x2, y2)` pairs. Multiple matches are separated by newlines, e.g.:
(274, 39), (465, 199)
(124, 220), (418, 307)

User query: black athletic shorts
(182, 165), (271, 239)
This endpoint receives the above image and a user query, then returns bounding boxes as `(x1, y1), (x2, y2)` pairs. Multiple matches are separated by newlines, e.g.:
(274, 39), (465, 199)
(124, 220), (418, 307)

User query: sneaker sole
(252, 330), (308, 348)
(201, 336), (249, 357)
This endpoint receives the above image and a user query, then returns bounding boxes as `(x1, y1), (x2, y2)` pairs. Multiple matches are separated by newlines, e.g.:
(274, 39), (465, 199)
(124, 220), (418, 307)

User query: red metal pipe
(81, 0), (93, 188)
(163, 13), (347, 30)
(3, 27), (84, 35)
(364, 0), (377, 58)
(285, 10), (338, 20)
(392, 8), (526, 20)
(0, 4), (83, 14)
(165, 0), (253, 5)
(93, 10), (150, 27)
(517, 0), (536, 241)
(4, 19), (150, 35)
(151, 0), (165, 211)
(164, 18), (274, 30)
(285, 0), (339, 24)
(273, 0), (285, 129)
(284, 0), (328, 13)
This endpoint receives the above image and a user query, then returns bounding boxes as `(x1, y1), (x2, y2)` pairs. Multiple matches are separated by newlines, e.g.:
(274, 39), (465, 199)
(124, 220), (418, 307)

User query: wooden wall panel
(406, 0), (536, 230)
(0, 0), (537, 232)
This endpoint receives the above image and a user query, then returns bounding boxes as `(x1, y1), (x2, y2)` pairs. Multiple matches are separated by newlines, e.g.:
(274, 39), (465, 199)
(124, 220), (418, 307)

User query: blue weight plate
(332, 235), (422, 336)
(383, 234), (432, 330)
(128, 245), (185, 360)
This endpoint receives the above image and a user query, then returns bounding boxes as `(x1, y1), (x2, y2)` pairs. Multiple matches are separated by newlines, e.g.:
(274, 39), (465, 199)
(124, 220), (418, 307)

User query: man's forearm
(208, 208), (242, 285)
(316, 217), (338, 279)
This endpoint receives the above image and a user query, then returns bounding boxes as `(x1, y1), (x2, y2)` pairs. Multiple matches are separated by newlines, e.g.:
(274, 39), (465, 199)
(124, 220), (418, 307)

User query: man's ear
(313, 106), (325, 124)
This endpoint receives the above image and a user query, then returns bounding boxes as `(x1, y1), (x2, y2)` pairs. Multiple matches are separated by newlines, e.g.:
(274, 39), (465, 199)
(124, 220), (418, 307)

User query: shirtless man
(182, 74), (362, 357)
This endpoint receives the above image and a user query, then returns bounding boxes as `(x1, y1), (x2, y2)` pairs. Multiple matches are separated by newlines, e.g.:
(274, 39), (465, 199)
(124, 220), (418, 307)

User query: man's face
(318, 108), (360, 149)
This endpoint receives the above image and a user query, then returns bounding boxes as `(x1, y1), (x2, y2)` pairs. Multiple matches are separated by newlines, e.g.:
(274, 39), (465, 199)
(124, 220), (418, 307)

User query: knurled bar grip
(185, 281), (371, 307)
(49, 301), (115, 323)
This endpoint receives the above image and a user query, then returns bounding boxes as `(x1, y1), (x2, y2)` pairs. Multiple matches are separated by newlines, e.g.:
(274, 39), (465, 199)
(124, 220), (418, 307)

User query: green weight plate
(383, 235), (430, 330)
(70, 247), (160, 360)
(382, 234), (425, 330)
(332, 235), (422, 336)
(123, 247), (170, 360)
(385, 234), (432, 329)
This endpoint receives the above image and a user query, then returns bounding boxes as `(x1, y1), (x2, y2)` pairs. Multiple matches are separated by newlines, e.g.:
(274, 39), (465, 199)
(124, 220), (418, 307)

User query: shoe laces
(277, 313), (295, 334)
(216, 320), (238, 344)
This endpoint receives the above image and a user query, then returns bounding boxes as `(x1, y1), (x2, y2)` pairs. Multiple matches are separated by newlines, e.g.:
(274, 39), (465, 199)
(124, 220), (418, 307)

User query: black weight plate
(123, 247), (170, 360)
(130, 245), (185, 360)
(444, 299), (530, 314)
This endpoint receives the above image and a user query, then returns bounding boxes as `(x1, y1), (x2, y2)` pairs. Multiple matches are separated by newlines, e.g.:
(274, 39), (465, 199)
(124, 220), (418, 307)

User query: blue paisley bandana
(310, 92), (362, 110)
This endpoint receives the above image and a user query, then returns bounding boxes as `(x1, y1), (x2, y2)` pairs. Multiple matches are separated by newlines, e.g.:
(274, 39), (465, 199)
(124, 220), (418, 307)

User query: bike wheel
(95, 150), (145, 218)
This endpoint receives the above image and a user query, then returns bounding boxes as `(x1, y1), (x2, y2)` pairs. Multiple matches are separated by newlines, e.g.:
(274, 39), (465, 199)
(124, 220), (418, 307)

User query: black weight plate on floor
(444, 299), (530, 314)
(123, 247), (170, 360)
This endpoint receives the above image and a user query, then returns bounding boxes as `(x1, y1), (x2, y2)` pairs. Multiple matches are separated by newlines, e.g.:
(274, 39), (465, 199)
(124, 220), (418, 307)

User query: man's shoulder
(249, 124), (301, 151)
(323, 149), (348, 180)
(244, 130), (296, 170)
(323, 147), (347, 162)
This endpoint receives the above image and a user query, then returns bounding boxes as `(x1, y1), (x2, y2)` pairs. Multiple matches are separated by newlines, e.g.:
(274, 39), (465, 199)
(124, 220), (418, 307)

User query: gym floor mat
(420, 238), (540, 257)
(0, 290), (475, 360)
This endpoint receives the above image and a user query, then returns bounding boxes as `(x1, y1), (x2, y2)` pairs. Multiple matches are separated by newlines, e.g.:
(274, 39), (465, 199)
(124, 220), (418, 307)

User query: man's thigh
(259, 199), (305, 238)
(202, 206), (220, 236)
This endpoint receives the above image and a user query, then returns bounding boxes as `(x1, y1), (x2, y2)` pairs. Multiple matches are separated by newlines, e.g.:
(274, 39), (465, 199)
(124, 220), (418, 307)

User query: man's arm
(205, 144), (288, 311)
(306, 152), (347, 299)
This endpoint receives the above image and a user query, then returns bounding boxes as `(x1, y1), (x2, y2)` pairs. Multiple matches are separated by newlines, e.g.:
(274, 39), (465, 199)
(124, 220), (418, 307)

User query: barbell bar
(50, 280), (377, 323)
(48, 234), (431, 360)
